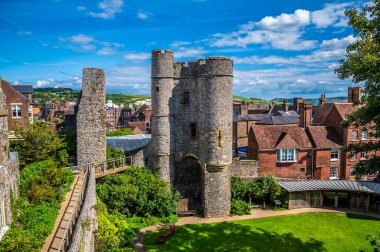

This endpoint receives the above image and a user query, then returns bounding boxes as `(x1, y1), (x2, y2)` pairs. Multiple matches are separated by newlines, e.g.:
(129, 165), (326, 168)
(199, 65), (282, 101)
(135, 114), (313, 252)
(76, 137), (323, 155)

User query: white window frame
(330, 148), (339, 161)
(361, 151), (367, 160)
(276, 149), (298, 162)
(362, 130), (368, 140)
(350, 150), (357, 161)
(11, 103), (22, 118)
(28, 105), (33, 124)
(330, 167), (339, 179)
(351, 130), (358, 141)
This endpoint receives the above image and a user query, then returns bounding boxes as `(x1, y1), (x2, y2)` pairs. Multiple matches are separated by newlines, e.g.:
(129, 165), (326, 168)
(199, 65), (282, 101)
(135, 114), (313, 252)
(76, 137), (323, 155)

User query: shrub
(231, 200), (251, 216)
(106, 128), (134, 137)
(0, 160), (74, 251)
(97, 167), (179, 217)
(106, 146), (125, 160)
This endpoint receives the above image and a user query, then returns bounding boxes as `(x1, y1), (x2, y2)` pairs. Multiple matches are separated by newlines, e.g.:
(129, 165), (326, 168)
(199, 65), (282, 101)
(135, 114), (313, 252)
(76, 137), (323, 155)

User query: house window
(371, 150), (376, 158)
(190, 123), (196, 138)
(11, 104), (22, 118)
(362, 130), (368, 140)
(351, 130), (358, 141)
(330, 148), (339, 160)
(350, 151), (357, 161)
(330, 167), (339, 179)
(350, 168), (356, 177)
(361, 151), (367, 160)
(183, 91), (190, 106)
(370, 130), (377, 140)
(300, 167), (306, 173)
(276, 149), (298, 162)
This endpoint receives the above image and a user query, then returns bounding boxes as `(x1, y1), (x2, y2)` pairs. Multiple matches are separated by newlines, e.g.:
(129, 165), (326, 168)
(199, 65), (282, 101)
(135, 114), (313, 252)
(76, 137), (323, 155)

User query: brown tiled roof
(334, 103), (358, 120)
(312, 103), (334, 125)
(307, 126), (343, 148)
(128, 121), (148, 131)
(275, 133), (300, 149)
(251, 125), (313, 150)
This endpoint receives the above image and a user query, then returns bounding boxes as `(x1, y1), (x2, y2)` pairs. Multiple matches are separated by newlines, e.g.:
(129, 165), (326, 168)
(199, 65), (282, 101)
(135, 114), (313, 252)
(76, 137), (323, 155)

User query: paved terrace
(43, 157), (132, 252)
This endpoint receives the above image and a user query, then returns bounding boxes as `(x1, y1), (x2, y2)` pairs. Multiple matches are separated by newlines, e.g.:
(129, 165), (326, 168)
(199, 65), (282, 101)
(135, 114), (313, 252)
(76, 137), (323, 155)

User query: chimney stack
(293, 97), (303, 111)
(283, 99), (289, 112)
(348, 86), (362, 103)
(319, 93), (326, 106)
(299, 102), (312, 128)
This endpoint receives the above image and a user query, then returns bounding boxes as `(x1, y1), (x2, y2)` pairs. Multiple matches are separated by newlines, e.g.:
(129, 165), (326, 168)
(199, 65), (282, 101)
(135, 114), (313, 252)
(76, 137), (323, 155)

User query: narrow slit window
(190, 123), (196, 138)
(156, 86), (159, 92)
(183, 91), (190, 106)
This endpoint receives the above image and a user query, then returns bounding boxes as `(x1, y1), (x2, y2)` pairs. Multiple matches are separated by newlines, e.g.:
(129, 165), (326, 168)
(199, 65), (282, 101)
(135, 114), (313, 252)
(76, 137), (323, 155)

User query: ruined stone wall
(77, 68), (106, 165)
(68, 166), (97, 252)
(230, 160), (258, 178)
(72, 68), (106, 252)
(0, 85), (13, 228)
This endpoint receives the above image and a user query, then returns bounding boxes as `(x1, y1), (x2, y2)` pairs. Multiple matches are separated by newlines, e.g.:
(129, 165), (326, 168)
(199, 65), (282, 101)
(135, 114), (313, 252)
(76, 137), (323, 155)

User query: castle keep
(151, 50), (233, 218)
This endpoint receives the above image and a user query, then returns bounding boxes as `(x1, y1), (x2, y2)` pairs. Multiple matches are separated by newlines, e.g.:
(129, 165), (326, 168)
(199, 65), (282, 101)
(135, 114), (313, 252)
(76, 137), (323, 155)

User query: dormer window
(276, 149), (298, 162)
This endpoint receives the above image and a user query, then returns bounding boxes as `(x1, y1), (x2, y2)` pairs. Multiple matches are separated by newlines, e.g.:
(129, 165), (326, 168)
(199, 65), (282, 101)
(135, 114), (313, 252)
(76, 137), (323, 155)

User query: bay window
(276, 149), (298, 162)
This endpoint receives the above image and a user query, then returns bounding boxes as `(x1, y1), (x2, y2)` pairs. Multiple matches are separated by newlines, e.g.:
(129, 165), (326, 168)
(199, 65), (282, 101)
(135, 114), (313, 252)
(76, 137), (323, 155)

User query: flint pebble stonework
(151, 50), (233, 218)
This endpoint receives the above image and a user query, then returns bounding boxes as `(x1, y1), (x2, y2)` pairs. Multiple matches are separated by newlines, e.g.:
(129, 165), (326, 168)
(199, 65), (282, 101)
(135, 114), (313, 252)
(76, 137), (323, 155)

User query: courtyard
(143, 212), (380, 251)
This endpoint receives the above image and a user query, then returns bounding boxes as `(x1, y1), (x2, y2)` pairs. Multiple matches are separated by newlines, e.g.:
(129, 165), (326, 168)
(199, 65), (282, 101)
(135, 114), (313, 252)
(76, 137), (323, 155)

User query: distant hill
(273, 97), (348, 106)
(33, 88), (151, 107)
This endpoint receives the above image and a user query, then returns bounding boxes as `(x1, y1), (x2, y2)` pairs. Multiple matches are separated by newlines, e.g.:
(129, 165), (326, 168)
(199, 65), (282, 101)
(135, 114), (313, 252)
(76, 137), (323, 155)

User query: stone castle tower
(151, 50), (233, 218)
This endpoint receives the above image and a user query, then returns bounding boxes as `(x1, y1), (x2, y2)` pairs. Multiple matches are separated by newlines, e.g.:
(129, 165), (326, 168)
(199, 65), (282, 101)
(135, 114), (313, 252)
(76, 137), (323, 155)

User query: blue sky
(0, 0), (364, 99)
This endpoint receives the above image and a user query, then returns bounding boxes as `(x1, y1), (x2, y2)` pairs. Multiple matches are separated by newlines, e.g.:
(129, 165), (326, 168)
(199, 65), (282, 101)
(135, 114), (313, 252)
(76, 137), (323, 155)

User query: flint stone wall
(230, 160), (258, 178)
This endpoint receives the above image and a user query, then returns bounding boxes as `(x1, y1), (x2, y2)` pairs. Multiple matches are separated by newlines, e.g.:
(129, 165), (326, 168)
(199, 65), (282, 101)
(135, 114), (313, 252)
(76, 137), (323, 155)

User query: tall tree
(335, 0), (380, 177)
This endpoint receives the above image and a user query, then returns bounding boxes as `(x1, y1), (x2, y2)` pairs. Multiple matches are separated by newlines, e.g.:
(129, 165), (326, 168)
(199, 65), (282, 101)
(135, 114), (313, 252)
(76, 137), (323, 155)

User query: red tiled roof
(312, 103), (334, 125)
(128, 121), (148, 131)
(275, 133), (300, 149)
(251, 125), (313, 150)
(334, 103), (358, 120)
(307, 126), (343, 148)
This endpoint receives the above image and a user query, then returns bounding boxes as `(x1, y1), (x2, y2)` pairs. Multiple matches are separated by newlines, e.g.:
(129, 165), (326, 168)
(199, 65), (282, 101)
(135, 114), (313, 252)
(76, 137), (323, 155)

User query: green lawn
(143, 213), (380, 252)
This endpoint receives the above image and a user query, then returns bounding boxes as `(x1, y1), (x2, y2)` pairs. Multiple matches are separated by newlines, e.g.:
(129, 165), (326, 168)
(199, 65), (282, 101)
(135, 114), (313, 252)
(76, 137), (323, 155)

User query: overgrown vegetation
(0, 160), (74, 251)
(231, 199), (251, 216)
(10, 122), (67, 167)
(106, 146), (125, 161)
(230, 176), (283, 215)
(106, 128), (134, 137)
(96, 167), (179, 250)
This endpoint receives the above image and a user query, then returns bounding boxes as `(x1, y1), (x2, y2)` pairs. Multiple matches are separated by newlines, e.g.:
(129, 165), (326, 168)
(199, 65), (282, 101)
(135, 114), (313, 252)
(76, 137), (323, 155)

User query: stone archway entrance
(174, 156), (203, 214)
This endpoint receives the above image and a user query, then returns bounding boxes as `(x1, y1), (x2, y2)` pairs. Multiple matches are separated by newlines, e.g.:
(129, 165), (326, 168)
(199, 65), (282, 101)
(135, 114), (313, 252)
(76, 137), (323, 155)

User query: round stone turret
(151, 50), (175, 182)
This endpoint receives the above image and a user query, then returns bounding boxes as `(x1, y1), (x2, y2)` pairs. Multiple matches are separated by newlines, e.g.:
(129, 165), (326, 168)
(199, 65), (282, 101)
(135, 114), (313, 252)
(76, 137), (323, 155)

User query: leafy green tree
(10, 122), (67, 166)
(335, 0), (380, 177)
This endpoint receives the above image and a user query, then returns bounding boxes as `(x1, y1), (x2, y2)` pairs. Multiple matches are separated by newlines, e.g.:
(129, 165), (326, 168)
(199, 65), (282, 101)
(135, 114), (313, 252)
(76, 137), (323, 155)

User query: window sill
(330, 159), (339, 162)
(350, 140), (358, 142)
(276, 161), (297, 163)
(349, 159), (357, 162)
(360, 158), (367, 161)
(329, 177), (339, 180)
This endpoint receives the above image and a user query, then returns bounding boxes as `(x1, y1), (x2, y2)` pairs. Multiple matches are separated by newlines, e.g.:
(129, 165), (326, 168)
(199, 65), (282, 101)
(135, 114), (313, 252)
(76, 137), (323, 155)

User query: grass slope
(144, 213), (380, 252)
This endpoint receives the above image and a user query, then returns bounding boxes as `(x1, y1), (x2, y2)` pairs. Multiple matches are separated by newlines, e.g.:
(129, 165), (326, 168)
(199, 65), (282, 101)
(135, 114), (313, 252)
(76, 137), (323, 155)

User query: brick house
(0, 79), (32, 129)
(248, 87), (379, 180)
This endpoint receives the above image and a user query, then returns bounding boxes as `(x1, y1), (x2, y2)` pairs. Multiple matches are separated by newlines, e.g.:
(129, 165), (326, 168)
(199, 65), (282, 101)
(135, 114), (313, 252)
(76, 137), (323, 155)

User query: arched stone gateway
(175, 156), (204, 214)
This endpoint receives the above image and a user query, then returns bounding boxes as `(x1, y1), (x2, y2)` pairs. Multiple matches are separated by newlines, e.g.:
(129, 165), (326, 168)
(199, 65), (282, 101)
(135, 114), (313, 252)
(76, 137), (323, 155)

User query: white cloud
(311, 3), (351, 28)
(123, 53), (151, 61)
(170, 41), (191, 48)
(175, 47), (208, 58)
(17, 31), (33, 36)
(320, 35), (356, 50)
(256, 9), (310, 31)
(77, 6), (86, 11)
(87, 0), (123, 19)
(59, 34), (122, 54)
(106, 66), (150, 92)
(137, 10), (152, 20)
(295, 78), (308, 84)
(210, 9), (317, 50)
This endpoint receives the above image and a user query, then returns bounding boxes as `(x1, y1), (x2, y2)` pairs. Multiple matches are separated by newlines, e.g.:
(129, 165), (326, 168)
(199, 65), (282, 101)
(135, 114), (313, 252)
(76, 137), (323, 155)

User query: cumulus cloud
(311, 3), (351, 28)
(59, 34), (123, 55)
(170, 41), (191, 48)
(87, 0), (123, 19)
(34, 76), (82, 89)
(137, 10), (152, 20)
(210, 9), (317, 50)
(123, 52), (151, 61)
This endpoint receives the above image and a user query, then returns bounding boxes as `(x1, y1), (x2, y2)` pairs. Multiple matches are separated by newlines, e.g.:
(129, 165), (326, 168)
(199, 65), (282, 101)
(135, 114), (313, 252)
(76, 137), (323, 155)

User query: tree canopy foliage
(335, 0), (380, 177)
(10, 123), (67, 167)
